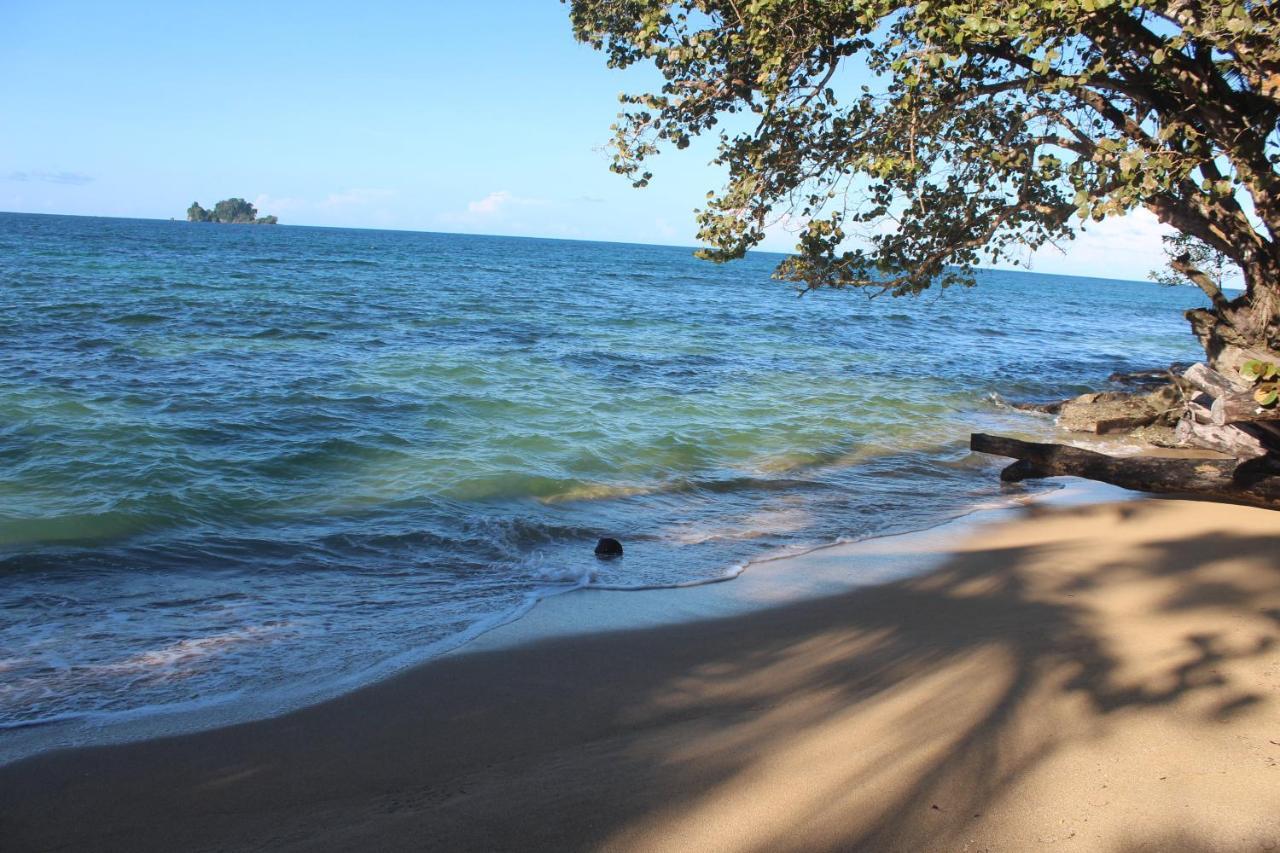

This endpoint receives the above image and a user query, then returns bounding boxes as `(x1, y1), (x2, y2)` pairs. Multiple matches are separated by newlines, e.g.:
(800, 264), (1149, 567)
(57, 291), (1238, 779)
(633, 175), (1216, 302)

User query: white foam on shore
(0, 580), (561, 764)
(0, 478), (1136, 767)
(461, 482), (1130, 654)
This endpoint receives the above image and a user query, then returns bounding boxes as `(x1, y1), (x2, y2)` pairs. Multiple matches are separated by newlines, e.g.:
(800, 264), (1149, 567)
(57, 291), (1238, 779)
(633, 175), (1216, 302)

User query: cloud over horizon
(9, 170), (94, 186)
(463, 190), (549, 217)
(248, 189), (398, 224)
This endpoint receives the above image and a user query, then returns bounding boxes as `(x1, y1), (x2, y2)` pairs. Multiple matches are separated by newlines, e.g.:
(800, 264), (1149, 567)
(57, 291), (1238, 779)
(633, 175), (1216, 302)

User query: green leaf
(1253, 385), (1278, 407)
(1240, 360), (1264, 381)
(568, 0), (1274, 306)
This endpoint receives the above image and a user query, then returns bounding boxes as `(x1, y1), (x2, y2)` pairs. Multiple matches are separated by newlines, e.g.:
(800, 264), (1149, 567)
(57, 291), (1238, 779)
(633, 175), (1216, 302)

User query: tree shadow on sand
(1, 500), (1277, 853)
(565, 505), (1279, 852)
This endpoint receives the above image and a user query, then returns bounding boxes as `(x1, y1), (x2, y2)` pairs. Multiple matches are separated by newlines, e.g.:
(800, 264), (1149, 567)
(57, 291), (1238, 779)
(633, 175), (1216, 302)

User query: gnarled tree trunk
(1185, 260), (1280, 378)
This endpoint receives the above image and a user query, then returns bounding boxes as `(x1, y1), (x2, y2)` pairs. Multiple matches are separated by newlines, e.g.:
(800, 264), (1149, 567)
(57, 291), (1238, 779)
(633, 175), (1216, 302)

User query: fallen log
(1175, 410), (1270, 459)
(1211, 390), (1280, 425)
(970, 433), (1280, 509)
(1181, 362), (1249, 398)
(1186, 395), (1214, 424)
(1170, 364), (1280, 454)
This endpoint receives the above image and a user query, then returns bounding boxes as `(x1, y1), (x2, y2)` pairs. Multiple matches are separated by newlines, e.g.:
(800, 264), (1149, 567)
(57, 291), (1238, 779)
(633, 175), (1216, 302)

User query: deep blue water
(0, 212), (1207, 742)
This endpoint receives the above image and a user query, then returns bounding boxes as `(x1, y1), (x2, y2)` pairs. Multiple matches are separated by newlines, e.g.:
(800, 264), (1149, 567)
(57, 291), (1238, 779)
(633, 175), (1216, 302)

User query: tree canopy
(187, 198), (277, 225)
(568, 0), (1280, 362)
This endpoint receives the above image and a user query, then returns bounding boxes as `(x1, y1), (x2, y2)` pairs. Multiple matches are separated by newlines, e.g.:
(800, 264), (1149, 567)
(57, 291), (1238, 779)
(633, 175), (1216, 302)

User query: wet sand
(2, 495), (1278, 852)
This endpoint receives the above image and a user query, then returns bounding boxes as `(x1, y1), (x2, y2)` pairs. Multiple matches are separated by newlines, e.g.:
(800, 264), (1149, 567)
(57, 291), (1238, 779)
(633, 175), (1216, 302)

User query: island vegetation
(187, 198), (277, 225)
(570, 0), (1280, 506)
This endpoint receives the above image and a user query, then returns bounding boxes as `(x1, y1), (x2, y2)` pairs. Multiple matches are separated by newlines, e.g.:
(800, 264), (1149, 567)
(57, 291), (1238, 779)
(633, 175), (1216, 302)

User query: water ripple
(0, 211), (1208, 739)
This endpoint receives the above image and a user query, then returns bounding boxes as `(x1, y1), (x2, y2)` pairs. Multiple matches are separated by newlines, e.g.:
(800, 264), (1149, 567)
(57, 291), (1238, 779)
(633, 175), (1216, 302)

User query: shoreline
(4, 485), (1276, 851)
(0, 474), (1067, 768)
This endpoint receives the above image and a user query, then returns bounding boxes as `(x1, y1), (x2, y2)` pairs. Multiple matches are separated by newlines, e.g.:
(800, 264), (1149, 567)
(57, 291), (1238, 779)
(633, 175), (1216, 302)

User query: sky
(1, 0), (1178, 281)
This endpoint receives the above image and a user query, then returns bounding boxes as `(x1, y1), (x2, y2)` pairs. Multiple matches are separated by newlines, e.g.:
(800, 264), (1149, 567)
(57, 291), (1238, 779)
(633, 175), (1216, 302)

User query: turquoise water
(0, 212), (1206, 743)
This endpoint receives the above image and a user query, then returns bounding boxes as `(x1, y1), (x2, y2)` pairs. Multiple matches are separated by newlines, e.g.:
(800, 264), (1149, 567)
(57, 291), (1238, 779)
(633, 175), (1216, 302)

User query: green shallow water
(0, 211), (1207, 749)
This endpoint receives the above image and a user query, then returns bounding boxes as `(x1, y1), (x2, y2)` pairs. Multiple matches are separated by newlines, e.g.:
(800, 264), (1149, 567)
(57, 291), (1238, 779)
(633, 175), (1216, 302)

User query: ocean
(0, 211), (1207, 757)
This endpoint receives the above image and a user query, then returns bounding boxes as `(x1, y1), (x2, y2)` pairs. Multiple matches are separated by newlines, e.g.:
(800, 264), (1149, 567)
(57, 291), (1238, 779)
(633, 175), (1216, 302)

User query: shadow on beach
(1, 499), (1277, 852)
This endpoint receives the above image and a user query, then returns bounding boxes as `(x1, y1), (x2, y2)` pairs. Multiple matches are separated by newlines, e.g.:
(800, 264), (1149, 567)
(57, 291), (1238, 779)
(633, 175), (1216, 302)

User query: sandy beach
(2, 493), (1278, 852)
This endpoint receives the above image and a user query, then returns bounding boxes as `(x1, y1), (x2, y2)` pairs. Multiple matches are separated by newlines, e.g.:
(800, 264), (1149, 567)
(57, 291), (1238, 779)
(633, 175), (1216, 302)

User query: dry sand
(2, 496), (1278, 852)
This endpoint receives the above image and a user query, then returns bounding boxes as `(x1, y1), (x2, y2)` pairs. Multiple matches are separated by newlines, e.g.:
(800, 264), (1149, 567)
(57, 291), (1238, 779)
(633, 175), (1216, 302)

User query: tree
(211, 197), (259, 224)
(187, 202), (210, 222)
(1150, 232), (1238, 292)
(568, 0), (1280, 372)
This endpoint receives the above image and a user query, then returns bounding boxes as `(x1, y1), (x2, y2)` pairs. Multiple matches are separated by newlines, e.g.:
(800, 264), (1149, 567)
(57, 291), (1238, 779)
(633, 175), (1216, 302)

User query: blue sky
(2, 0), (1174, 280)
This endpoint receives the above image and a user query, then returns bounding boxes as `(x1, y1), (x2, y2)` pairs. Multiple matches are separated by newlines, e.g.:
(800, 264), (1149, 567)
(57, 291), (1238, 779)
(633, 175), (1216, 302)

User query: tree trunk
(970, 433), (1280, 509)
(1186, 307), (1278, 376)
(1187, 265), (1280, 376)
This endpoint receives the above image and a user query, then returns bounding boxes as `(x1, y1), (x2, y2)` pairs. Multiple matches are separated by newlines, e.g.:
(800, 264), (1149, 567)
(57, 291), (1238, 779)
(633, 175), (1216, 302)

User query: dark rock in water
(594, 537), (623, 558)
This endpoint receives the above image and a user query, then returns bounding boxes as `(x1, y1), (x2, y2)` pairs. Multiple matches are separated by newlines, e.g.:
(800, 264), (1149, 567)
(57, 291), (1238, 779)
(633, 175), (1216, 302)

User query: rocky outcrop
(1055, 385), (1183, 436)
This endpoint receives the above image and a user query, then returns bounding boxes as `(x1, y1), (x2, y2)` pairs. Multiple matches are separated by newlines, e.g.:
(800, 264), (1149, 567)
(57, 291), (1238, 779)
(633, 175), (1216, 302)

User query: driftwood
(1186, 395), (1214, 423)
(1182, 362), (1249, 398)
(1171, 362), (1280, 455)
(1175, 409), (1270, 458)
(1211, 390), (1280, 425)
(971, 433), (1280, 509)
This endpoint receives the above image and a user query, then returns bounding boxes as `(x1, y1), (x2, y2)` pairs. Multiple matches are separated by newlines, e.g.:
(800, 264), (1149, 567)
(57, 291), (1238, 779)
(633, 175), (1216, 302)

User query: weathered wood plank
(1175, 411), (1270, 459)
(1182, 362), (1250, 397)
(1211, 391), (1280, 426)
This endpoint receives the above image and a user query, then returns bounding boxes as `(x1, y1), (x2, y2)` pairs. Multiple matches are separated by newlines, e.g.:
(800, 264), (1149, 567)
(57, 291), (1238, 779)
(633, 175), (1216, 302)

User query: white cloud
(468, 190), (514, 215)
(760, 211), (810, 250)
(247, 189), (397, 225)
(1017, 208), (1176, 282)
(9, 170), (93, 185)
(461, 190), (548, 217)
(654, 216), (678, 240)
(435, 190), (551, 228)
(319, 188), (395, 209)
(252, 193), (306, 213)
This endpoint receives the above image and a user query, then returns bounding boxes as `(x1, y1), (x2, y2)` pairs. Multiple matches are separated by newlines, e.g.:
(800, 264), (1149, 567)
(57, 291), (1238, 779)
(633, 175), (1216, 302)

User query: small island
(187, 198), (278, 225)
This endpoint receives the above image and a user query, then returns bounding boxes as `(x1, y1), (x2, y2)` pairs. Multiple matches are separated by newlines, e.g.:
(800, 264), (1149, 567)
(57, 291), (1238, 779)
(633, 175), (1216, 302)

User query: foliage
(1149, 232), (1237, 288)
(568, 0), (1280, 350)
(1240, 358), (1280, 405)
(187, 198), (277, 224)
(212, 198), (258, 223)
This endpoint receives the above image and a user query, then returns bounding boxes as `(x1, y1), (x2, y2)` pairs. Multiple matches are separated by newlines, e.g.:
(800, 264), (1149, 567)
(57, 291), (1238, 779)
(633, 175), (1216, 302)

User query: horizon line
(0, 208), (1212, 289)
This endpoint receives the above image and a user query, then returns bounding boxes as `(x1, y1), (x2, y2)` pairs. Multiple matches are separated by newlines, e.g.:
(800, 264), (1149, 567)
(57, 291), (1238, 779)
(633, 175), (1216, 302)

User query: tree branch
(1171, 253), (1232, 311)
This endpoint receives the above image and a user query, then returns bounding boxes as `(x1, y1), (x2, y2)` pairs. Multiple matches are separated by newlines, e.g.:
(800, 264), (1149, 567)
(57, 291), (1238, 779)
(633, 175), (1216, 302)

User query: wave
(0, 212), (1206, 764)
(537, 482), (656, 504)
